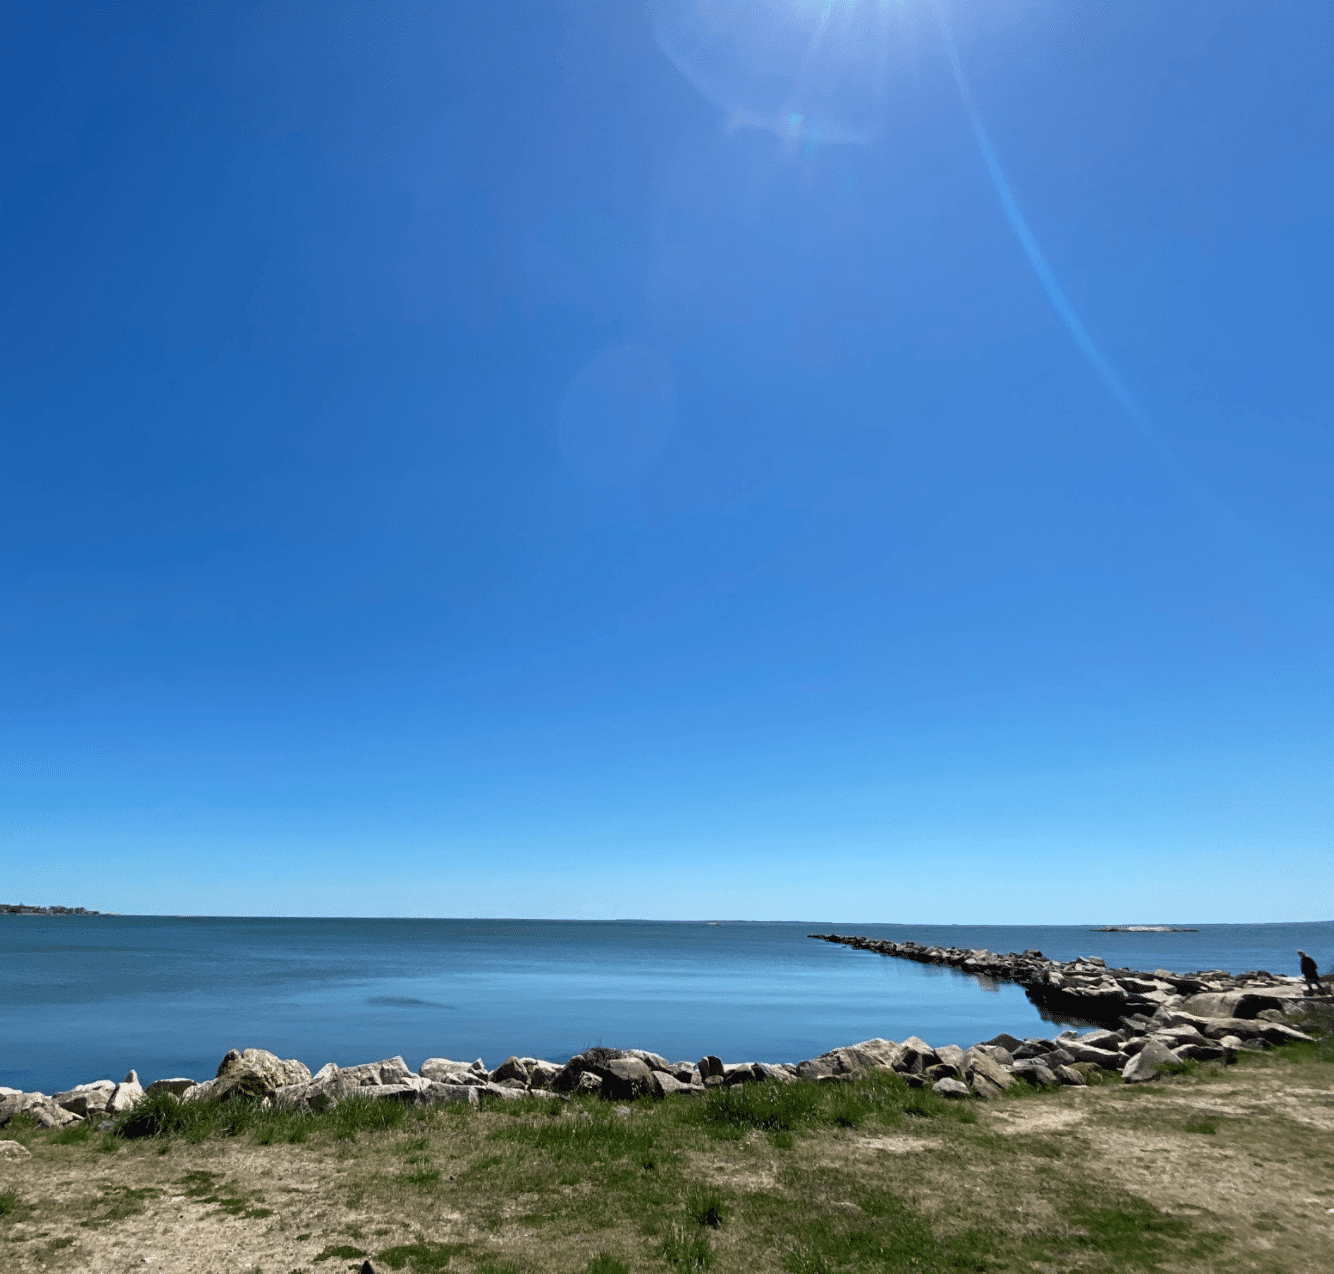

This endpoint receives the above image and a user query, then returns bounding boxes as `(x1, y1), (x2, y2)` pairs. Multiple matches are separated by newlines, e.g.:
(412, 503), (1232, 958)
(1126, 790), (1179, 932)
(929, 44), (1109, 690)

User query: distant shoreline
(0, 904), (100, 916)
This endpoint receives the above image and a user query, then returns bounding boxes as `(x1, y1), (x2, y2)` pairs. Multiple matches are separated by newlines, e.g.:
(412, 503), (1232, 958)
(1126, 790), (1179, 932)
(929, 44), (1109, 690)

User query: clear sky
(2, 1), (1330, 923)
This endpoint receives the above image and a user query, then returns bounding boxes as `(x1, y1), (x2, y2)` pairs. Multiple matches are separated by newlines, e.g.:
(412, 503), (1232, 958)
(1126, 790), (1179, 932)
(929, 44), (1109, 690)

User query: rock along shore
(2, 938), (1326, 1133)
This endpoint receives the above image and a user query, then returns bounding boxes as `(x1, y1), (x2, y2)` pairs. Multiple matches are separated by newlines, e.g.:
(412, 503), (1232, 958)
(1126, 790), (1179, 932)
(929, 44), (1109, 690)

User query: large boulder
(52, 1080), (116, 1117)
(1122, 1039), (1180, 1083)
(489, 1056), (530, 1086)
(797, 1039), (901, 1080)
(962, 1050), (1014, 1092)
(25, 1099), (82, 1129)
(339, 1057), (415, 1087)
(419, 1057), (488, 1085)
(106, 1079), (145, 1114)
(932, 1078), (971, 1099)
(146, 1078), (196, 1097)
(193, 1048), (311, 1103)
(649, 1070), (701, 1098)
(1011, 1059), (1057, 1087)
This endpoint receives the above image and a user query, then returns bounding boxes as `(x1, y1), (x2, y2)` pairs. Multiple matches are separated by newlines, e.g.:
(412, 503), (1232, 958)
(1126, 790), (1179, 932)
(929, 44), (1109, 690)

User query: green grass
(375, 1241), (467, 1270)
(0, 1189), (30, 1221)
(5, 1038), (1327, 1273)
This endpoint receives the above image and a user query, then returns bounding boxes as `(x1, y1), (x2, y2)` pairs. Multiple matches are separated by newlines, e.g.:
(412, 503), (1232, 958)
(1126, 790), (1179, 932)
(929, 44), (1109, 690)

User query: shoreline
(5, 938), (1327, 1129)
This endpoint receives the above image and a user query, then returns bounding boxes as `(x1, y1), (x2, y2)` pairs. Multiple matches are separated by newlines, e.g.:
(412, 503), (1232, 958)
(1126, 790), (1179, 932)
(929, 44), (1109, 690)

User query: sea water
(2, 917), (1329, 1093)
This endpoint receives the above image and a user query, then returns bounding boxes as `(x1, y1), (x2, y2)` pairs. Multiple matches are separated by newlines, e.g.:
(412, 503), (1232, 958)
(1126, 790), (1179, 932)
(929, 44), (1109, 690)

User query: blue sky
(2, 0), (1330, 922)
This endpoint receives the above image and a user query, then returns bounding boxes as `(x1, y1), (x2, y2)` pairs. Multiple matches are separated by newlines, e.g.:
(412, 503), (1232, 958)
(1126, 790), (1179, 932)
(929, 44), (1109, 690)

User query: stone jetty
(808, 932), (1321, 1028)
(1, 941), (1326, 1125)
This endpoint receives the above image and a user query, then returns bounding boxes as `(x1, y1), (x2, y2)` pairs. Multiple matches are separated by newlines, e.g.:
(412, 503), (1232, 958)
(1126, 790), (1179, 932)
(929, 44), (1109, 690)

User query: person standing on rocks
(1298, 950), (1322, 995)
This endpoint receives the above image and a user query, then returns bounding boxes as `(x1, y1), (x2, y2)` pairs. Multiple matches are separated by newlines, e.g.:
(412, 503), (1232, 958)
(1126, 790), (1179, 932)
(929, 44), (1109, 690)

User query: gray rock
(699, 1055), (724, 1080)
(339, 1057), (414, 1087)
(970, 1074), (1006, 1100)
(979, 1033), (1024, 1053)
(419, 1057), (483, 1083)
(106, 1080), (145, 1113)
(528, 1060), (560, 1089)
(145, 1078), (196, 1096)
(624, 1049), (672, 1072)
(649, 1070), (699, 1098)
(932, 1078), (971, 1099)
(894, 1037), (939, 1075)
(1064, 1045), (1121, 1069)
(0, 1140), (32, 1160)
(27, 1099), (82, 1129)
(423, 1082), (480, 1107)
(1013, 1038), (1055, 1059)
(962, 1050), (1014, 1092)
(935, 1044), (967, 1071)
(1122, 1039), (1180, 1083)
(597, 1057), (653, 1099)
(1011, 1059), (1057, 1087)
(52, 1080), (116, 1117)
(575, 1072), (602, 1094)
(208, 1048), (311, 1103)
(489, 1056), (530, 1086)
(1052, 1064), (1087, 1086)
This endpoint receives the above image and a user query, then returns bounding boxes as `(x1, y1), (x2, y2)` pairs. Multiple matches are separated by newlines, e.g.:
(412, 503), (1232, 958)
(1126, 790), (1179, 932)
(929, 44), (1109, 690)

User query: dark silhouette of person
(1298, 950), (1322, 995)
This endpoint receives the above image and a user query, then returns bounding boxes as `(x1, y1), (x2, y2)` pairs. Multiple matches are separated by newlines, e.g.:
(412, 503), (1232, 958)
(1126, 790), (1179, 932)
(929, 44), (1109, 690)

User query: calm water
(2, 917), (1329, 1093)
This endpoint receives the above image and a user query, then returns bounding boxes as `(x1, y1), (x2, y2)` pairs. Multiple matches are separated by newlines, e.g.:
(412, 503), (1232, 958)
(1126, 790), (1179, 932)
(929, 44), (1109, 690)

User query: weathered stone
(979, 1033), (1024, 1053)
(423, 1082), (480, 1107)
(935, 1045), (966, 1071)
(1064, 1044), (1121, 1069)
(895, 1037), (939, 1074)
(489, 1056), (530, 1085)
(0, 1140), (32, 1160)
(106, 1080), (144, 1113)
(932, 1078), (971, 1099)
(1052, 1064), (1087, 1086)
(1011, 1059), (1057, 1087)
(575, 1072), (602, 1094)
(649, 1070), (699, 1098)
(1013, 1038), (1055, 1059)
(52, 1080), (116, 1117)
(754, 1063), (795, 1083)
(419, 1057), (486, 1085)
(624, 1049), (672, 1072)
(1122, 1039), (1179, 1083)
(970, 1074), (1005, 1100)
(146, 1078), (196, 1096)
(27, 1099), (82, 1129)
(924, 1062), (961, 1082)
(699, 1055), (724, 1080)
(596, 1057), (652, 1099)
(962, 1050), (1014, 1092)
(339, 1057), (414, 1087)
(209, 1048), (311, 1103)
(528, 1060), (559, 1089)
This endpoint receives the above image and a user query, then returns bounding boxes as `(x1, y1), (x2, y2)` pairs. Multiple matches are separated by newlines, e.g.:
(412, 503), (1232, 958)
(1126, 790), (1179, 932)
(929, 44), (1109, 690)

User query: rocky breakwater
(809, 932), (1322, 1028)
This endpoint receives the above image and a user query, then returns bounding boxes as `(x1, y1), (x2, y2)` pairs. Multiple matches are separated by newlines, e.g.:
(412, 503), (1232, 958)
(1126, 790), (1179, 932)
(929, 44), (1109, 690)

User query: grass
(1, 1037), (1329, 1273)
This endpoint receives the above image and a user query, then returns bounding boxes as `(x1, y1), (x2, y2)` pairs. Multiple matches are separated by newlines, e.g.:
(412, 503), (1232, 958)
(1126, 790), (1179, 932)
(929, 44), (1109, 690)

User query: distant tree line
(0, 903), (100, 915)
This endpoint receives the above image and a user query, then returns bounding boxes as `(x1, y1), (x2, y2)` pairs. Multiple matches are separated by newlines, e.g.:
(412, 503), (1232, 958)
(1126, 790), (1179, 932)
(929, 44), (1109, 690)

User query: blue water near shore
(2, 917), (1330, 1093)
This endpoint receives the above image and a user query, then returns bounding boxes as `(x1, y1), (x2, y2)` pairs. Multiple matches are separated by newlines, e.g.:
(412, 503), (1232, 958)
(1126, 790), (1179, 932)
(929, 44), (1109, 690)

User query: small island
(1094, 925), (1197, 933)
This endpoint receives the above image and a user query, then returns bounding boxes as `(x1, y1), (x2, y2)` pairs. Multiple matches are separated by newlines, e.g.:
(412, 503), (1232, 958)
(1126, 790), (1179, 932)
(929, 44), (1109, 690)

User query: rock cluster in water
(2, 938), (1325, 1128)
